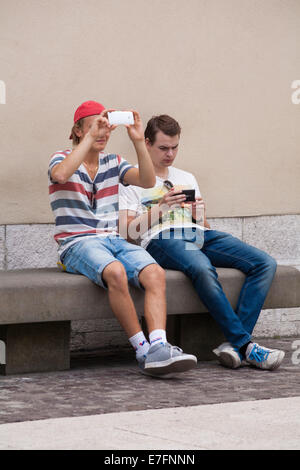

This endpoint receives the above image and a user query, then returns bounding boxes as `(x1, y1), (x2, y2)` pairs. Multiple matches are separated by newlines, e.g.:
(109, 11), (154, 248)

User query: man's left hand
(191, 197), (206, 222)
(126, 111), (144, 142)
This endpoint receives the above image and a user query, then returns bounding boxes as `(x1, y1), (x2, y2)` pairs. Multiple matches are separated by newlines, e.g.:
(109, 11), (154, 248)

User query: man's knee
(263, 254), (277, 275)
(103, 261), (128, 289)
(139, 263), (166, 291)
(254, 249), (277, 271)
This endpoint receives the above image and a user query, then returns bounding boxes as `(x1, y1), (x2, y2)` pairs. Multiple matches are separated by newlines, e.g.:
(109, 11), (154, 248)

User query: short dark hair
(144, 115), (181, 144)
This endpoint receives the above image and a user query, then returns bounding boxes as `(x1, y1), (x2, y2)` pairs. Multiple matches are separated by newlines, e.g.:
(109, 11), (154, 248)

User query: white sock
(129, 331), (150, 358)
(149, 329), (167, 346)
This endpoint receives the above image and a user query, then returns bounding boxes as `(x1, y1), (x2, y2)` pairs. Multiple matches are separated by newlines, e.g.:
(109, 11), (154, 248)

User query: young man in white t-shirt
(49, 102), (197, 378)
(119, 114), (285, 371)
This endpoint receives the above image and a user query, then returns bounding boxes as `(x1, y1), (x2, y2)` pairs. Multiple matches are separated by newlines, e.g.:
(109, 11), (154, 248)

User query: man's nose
(166, 148), (174, 157)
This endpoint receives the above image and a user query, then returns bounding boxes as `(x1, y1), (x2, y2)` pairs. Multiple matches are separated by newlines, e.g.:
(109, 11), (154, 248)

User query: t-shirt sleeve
(118, 156), (135, 186)
(191, 175), (202, 198)
(119, 183), (141, 213)
(48, 152), (66, 183)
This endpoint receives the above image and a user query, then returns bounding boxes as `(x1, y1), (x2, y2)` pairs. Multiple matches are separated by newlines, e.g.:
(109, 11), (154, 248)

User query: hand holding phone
(159, 189), (187, 212)
(181, 189), (195, 202)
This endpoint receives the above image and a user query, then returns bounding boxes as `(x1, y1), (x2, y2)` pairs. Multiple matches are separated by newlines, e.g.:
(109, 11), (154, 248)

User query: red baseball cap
(73, 100), (105, 123)
(69, 100), (105, 139)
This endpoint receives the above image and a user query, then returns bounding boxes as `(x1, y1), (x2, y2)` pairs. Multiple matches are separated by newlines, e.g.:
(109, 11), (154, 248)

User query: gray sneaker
(138, 342), (197, 378)
(213, 342), (242, 369)
(245, 342), (285, 370)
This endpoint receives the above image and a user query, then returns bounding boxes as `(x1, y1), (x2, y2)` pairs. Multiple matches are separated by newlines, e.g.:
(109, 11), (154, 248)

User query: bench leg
(0, 321), (70, 375)
(142, 314), (225, 361)
(141, 315), (182, 349)
(178, 313), (225, 361)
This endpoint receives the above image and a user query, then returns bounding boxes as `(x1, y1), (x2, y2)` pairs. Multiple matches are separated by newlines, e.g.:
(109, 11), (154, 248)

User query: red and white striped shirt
(48, 149), (133, 259)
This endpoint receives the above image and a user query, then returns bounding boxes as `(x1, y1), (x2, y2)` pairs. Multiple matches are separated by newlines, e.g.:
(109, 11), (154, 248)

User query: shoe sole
(144, 355), (197, 376)
(139, 369), (177, 379)
(218, 351), (241, 369)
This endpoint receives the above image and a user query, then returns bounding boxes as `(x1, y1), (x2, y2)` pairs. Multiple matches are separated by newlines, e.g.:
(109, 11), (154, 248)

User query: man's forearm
(128, 204), (162, 243)
(133, 140), (156, 188)
(51, 134), (94, 184)
(192, 215), (210, 229)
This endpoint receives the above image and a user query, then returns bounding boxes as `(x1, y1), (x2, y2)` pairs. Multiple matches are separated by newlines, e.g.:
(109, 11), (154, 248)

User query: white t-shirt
(119, 166), (208, 249)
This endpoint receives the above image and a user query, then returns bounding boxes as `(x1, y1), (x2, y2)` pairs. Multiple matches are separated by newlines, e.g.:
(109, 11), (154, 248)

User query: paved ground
(0, 338), (299, 425)
(0, 337), (299, 450)
(1, 396), (299, 450)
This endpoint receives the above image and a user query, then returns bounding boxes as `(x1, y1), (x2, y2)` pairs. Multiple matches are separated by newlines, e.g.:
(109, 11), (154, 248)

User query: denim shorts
(61, 235), (157, 289)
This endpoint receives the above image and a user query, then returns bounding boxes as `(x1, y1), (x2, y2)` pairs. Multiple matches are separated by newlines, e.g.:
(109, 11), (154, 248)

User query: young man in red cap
(48, 101), (197, 377)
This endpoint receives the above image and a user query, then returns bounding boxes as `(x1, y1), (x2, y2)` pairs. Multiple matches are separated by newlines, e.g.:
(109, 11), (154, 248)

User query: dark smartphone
(181, 189), (195, 202)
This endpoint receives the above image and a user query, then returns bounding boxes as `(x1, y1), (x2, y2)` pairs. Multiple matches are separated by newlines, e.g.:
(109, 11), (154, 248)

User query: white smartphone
(108, 111), (134, 126)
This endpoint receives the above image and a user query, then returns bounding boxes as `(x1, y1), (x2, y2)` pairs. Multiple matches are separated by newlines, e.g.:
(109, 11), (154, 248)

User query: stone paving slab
(1, 397), (300, 450)
(0, 338), (299, 425)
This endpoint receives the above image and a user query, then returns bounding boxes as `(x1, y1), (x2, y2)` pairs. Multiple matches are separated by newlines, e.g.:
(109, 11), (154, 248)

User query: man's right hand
(86, 113), (114, 142)
(159, 189), (187, 213)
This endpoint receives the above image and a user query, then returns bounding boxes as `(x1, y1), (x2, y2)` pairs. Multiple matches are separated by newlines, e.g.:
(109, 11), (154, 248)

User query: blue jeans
(147, 229), (277, 349)
(61, 235), (157, 289)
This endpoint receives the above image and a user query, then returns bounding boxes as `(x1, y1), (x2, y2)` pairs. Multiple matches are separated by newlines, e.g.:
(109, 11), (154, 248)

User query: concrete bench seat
(0, 266), (299, 374)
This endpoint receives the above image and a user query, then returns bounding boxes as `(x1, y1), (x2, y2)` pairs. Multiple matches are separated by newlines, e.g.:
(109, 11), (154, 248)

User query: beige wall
(0, 0), (299, 224)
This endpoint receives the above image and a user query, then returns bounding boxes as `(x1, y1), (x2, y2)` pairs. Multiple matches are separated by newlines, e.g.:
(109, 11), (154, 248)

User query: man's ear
(145, 137), (152, 148)
(73, 124), (84, 141)
(74, 127), (83, 139)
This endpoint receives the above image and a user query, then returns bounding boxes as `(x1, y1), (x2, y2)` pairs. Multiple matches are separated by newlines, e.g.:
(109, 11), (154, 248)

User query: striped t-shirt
(48, 149), (134, 259)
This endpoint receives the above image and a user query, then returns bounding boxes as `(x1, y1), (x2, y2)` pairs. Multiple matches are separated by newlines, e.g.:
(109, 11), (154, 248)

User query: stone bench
(0, 265), (299, 374)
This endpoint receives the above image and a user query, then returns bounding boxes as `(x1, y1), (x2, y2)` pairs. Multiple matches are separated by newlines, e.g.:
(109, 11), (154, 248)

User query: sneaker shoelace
(165, 343), (183, 357)
(248, 344), (270, 363)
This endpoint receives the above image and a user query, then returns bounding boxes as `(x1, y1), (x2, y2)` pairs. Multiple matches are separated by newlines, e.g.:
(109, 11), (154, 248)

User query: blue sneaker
(245, 342), (285, 370)
(138, 342), (197, 378)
